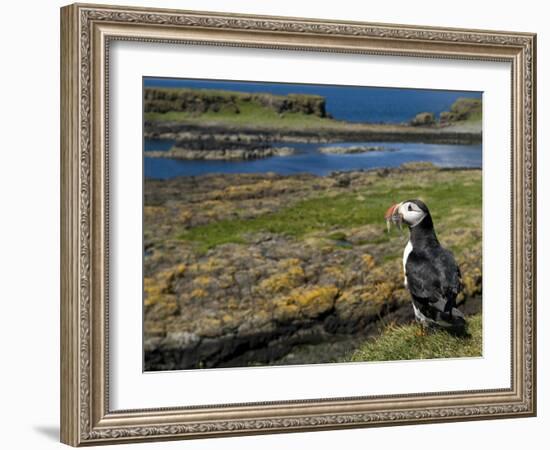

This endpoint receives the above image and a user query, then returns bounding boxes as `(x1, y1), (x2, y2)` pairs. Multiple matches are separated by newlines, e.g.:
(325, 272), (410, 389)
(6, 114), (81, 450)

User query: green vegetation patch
(145, 109), (339, 129)
(441, 97), (482, 123)
(144, 87), (337, 129)
(345, 313), (482, 362)
(177, 172), (481, 252)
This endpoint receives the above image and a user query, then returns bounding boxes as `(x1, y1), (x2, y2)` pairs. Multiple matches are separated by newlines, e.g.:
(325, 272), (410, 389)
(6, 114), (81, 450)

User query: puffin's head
(384, 199), (430, 230)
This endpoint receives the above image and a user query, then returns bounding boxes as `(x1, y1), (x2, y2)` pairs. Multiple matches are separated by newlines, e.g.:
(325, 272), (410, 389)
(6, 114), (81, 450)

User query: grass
(177, 174), (482, 252)
(145, 90), (482, 131)
(450, 98), (482, 123)
(145, 108), (342, 130)
(144, 87), (341, 129)
(345, 313), (482, 362)
(463, 111), (482, 123)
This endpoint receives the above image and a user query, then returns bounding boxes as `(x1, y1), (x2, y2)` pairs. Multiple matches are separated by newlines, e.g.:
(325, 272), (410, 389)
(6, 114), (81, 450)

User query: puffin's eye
(408, 204), (413, 211)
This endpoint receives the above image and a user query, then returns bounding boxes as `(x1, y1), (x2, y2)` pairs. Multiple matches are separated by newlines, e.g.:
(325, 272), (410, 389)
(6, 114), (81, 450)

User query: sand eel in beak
(384, 199), (466, 334)
(385, 203), (403, 232)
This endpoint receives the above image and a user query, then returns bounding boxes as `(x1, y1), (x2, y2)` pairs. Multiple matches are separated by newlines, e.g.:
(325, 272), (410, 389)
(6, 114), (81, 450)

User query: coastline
(145, 119), (482, 146)
(143, 89), (483, 369)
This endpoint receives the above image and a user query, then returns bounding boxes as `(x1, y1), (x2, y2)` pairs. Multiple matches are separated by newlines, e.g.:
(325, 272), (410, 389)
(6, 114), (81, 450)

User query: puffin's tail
(423, 296), (468, 335)
(438, 307), (467, 335)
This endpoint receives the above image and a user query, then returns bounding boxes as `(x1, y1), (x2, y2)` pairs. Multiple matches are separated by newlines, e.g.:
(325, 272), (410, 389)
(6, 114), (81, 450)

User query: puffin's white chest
(402, 240), (413, 287)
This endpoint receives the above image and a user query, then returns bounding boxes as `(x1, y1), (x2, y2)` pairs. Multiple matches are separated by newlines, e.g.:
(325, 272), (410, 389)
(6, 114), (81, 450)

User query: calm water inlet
(144, 139), (482, 179)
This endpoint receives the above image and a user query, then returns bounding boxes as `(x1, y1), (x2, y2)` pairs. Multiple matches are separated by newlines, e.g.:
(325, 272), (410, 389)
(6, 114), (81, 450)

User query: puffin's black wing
(406, 249), (462, 302)
(405, 249), (464, 326)
(405, 251), (443, 301)
(440, 248), (463, 300)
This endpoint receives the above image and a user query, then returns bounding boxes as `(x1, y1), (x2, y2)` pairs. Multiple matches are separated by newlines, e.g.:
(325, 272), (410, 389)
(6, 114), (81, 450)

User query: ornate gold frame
(60, 3), (536, 446)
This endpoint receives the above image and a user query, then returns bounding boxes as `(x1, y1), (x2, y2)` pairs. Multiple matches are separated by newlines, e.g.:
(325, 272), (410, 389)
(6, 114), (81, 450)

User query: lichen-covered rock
(439, 111), (457, 125)
(439, 98), (482, 126)
(410, 112), (436, 127)
(274, 286), (339, 321)
(319, 145), (396, 154)
(147, 145), (295, 161)
(143, 168), (483, 370)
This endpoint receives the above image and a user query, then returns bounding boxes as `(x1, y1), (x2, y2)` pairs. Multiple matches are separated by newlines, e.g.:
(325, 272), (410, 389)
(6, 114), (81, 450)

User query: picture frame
(60, 2), (536, 446)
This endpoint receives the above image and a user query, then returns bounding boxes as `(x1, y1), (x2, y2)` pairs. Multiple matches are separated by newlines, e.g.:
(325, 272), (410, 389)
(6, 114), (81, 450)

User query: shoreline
(147, 145), (295, 161)
(143, 163), (482, 182)
(144, 120), (482, 146)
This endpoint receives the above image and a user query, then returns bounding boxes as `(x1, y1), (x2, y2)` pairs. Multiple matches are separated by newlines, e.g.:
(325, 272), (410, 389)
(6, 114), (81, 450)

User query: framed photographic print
(60, 3), (537, 446)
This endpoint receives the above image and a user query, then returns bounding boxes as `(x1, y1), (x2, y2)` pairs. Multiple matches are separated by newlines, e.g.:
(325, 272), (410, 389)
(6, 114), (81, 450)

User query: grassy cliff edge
(343, 314), (482, 362)
(144, 88), (482, 142)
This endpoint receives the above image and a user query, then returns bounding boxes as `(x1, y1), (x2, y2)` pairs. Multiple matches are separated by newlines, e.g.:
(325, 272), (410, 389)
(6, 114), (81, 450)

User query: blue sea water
(144, 140), (481, 179)
(143, 78), (482, 179)
(144, 77), (482, 124)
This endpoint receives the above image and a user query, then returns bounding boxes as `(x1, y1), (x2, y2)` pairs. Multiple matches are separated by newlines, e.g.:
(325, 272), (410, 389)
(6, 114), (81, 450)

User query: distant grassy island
(144, 88), (329, 124)
(144, 88), (482, 161)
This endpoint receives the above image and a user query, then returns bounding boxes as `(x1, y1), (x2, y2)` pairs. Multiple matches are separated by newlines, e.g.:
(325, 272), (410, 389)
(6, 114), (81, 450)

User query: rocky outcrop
(440, 98), (482, 124)
(411, 99), (482, 128)
(144, 88), (327, 117)
(319, 145), (396, 154)
(147, 146), (294, 161)
(410, 112), (436, 127)
(143, 167), (483, 370)
(146, 133), (296, 160)
(144, 120), (482, 145)
(144, 229), (481, 371)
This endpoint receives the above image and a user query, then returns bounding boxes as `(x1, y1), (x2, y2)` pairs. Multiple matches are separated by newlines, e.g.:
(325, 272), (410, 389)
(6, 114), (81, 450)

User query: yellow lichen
(462, 268), (482, 297)
(201, 258), (224, 272)
(294, 286), (338, 308)
(174, 264), (186, 276)
(194, 275), (211, 286)
(260, 265), (305, 293)
(144, 321), (166, 337)
(362, 253), (376, 271)
(198, 317), (222, 337)
(221, 313), (238, 327)
(155, 269), (177, 288)
(218, 274), (234, 289)
(274, 286), (338, 319)
(188, 258), (225, 274)
(144, 206), (166, 220)
(279, 258), (301, 268)
(178, 208), (193, 223)
(190, 288), (208, 299)
(143, 276), (179, 316)
(187, 262), (201, 274)
(226, 297), (239, 309)
(272, 301), (300, 322)
(334, 287), (364, 307)
(360, 281), (395, 304)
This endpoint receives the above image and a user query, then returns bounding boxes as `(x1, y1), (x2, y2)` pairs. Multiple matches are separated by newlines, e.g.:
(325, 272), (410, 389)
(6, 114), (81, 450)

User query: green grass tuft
(177, 174), (481, 251)
(450, 98), (482, 123)
(345, 314), (482, 362)
(145, 109), (340, 129)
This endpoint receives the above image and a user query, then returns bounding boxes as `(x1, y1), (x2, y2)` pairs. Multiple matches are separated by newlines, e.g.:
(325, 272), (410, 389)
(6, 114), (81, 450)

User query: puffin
(384, 199), (466, 334)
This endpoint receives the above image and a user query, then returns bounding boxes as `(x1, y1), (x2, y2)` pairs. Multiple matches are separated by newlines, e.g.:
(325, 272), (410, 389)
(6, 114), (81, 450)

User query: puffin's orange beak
(384, 203), (402, 232)
(384, 204), (399, 221)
